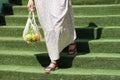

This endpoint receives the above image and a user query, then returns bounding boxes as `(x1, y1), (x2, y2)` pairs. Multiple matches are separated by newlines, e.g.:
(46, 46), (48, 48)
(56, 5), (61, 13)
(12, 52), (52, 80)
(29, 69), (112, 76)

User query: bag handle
(28, 11), (37, 26)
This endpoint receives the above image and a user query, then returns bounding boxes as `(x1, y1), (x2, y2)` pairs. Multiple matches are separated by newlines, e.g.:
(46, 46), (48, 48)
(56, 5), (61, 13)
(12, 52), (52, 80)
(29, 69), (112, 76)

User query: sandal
(44, 62), (58, 73)
(68, 42), (76, 55)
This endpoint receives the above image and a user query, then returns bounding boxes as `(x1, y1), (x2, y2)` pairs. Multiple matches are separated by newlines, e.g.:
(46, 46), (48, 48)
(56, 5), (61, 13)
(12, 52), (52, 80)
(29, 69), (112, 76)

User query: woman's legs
(35, 0), (76, 73)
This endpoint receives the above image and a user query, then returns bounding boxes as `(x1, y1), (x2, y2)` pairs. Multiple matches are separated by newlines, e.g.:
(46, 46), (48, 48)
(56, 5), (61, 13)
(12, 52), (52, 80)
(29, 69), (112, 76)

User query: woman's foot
(68, 42), (76, 55)
(44, 62), (58, 73)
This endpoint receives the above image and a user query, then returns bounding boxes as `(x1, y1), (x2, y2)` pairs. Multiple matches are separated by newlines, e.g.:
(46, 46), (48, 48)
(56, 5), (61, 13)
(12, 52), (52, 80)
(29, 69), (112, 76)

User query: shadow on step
(9, 0), (22, 5)
(76, 22), (103, 53)
(35, 52), (79, 69)
(1, 0), (23, 15)
(76, 22), (103, 39)
(35, 46), (90, 69)
(2, 3), (13, 15)
(0, 14), (6, 25)
(88, 22), (103, 39)
(35, 53), (51, 67)
(35, 22), (103, 69)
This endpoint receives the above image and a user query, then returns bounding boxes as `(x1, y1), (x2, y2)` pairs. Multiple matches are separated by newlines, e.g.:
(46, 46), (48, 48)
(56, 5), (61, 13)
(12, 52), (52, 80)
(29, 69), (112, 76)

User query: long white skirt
(35, 0), (76, 60)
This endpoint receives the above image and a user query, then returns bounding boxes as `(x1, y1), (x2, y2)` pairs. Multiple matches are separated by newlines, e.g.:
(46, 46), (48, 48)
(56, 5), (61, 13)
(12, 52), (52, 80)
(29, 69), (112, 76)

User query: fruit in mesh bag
(26, 33), (33, 41)
(32, 33), (40, 41)
(25, 31), (40, 43)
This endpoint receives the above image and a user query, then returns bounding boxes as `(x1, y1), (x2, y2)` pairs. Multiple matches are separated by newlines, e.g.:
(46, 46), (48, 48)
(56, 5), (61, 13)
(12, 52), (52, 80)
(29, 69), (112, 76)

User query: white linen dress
(34, 0), (76, 60)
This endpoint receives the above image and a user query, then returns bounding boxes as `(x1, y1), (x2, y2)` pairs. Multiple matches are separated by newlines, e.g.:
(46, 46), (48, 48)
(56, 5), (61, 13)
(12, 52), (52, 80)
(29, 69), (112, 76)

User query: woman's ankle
(51, 60), (57, 64)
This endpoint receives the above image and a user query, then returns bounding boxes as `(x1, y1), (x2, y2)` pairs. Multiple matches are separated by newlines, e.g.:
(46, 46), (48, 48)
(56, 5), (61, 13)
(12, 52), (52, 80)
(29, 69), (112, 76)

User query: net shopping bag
(23, 11), (41, 43)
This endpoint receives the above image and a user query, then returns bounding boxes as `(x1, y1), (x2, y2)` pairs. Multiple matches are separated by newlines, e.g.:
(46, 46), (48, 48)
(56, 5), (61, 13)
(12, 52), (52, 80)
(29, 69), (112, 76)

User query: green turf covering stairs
(0, 0), (120, 80)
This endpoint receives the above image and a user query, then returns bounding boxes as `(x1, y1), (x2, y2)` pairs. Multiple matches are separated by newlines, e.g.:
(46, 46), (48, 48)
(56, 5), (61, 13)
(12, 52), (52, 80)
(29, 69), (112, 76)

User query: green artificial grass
(0, 50), (120, 69)
(5, 15), (39, 26)
(0, 65), (120, 80)
(20, 0), (86, 5)
(71, 27), (120, 39)
(12, 6), (36, 15)
(75, 15), (120, 26)
(77, 39), (120, 53)
(0, 26), (44, 37)
(17, 0), (120, 5)
(71, 0), (120, 5)
(0, 37), (47, 52)
(0, 0), (120, 80)
(73, 4), (120, 16)
(11, 0), (85, 5)
(0, 37), (120, 53)
(1, 26), (120, 39)
(12, 4), (120, 16)
(5, 15), (120, 26)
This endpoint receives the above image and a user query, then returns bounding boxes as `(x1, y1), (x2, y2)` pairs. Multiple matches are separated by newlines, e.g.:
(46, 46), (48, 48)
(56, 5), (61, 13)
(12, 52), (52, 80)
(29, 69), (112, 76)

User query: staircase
(0, 0), (120, 80)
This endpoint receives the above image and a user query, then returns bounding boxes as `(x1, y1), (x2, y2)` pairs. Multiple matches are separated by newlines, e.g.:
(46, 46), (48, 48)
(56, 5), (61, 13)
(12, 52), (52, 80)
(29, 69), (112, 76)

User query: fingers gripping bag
(23, 11), (41, 43)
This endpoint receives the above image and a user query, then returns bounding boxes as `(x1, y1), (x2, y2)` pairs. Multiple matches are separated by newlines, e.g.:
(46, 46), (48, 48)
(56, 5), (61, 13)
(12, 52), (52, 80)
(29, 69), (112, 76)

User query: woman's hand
(27, 0), (34, 11)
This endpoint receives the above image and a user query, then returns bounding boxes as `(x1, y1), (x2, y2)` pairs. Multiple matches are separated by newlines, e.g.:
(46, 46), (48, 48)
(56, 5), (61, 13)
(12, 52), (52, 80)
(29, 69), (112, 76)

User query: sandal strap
(45, 62), (57, 69)
(68, 42), (77, 55)
(45, 63), (58, 73)
(45, 66), (53, 69)
(50, 62), (57, 65)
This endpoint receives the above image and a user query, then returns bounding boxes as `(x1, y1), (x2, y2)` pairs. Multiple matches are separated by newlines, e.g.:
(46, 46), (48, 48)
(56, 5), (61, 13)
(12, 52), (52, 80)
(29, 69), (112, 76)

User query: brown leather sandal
(44, 62), (58, 73)
(68, 42), (76, 55)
